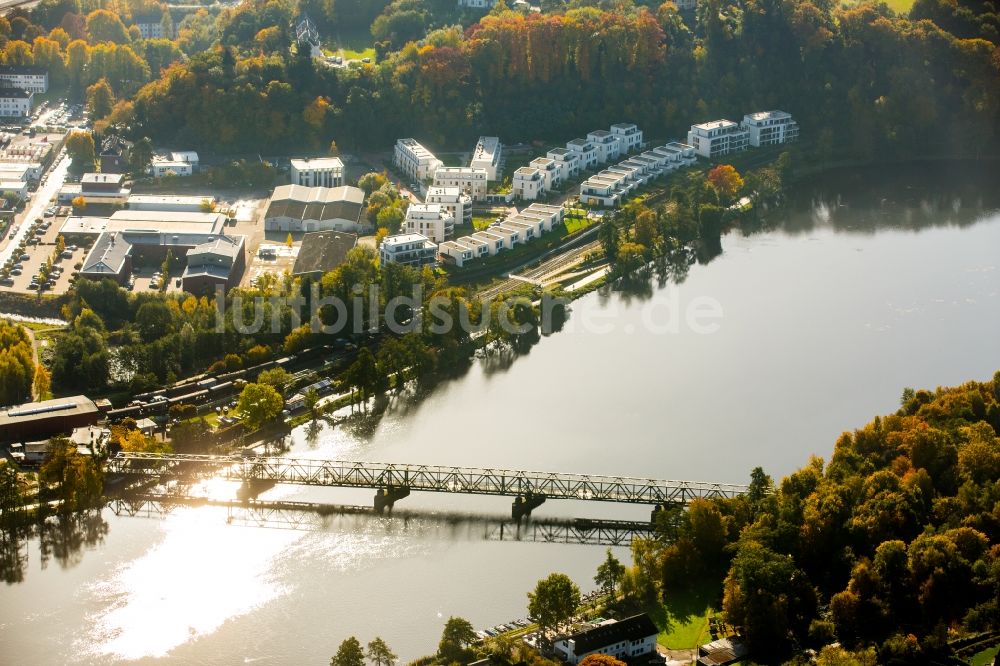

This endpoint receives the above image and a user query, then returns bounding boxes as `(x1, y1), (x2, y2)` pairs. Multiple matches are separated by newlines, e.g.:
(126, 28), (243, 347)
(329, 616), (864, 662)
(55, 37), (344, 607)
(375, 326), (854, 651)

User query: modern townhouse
(470, 136), (502, 180)
(425, 186), (472, 226)
(432, 166), (489, 201)
(566, 138), (599, 170)
(438, 241), (474, 267)
(394, 138), (444, 182)
(686, 119), (750, 158)
(379, 233), (438, 268)
(529, 157), (561, 189)
(586, 129), (623, 164)
(660, 141), (698, 167)
(455, 234), (491, 259)
(512, 166), (544, 201)
(403, 203), (455, 243)
(524, 202), (565, 225)
(742, 110), (799, 147)
(579, 171), (631, 207)
(546, 148), (581, 179)
(610, 123), (644, 153)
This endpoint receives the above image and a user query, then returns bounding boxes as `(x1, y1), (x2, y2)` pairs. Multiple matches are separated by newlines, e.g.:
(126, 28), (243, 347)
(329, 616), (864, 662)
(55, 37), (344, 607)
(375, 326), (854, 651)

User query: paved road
(0, 153), (69, 265)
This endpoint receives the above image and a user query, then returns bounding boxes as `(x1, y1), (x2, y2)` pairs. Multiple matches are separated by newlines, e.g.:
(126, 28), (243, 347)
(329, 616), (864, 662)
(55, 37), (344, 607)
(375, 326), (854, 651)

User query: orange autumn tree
(579, 655), (627, 666)
(707, 164), (745, 203)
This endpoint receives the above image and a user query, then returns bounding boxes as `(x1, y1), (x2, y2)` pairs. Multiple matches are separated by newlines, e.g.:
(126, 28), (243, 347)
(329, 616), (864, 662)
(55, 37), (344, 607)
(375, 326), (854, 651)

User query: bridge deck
(106, 453), (749, 505)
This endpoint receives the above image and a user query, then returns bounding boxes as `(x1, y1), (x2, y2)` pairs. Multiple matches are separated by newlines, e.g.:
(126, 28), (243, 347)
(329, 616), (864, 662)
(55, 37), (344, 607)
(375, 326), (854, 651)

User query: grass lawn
(644, 584), (718, 650)
(324, 31), (376, 62)
(563, 214), (593, 235)
(969, 646), (1000, 666)
(472, 215), (499, 231)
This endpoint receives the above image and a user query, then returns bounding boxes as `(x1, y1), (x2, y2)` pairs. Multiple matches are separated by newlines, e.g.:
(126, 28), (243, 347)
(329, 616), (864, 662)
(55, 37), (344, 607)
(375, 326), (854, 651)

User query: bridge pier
(374, 486), (411, 514)
(512, 493), (546, 522)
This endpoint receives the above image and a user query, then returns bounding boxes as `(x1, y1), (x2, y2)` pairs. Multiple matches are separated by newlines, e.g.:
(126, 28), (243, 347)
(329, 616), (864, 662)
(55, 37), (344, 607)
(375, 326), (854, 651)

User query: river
(2, 163), (999, 665)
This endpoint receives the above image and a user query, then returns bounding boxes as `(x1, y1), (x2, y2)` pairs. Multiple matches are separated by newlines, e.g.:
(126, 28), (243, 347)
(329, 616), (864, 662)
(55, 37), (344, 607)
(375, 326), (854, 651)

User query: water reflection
(0, 511), (109, 585)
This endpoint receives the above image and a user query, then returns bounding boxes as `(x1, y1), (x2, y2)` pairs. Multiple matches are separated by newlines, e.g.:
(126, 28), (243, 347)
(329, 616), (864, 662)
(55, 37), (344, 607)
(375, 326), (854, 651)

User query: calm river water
(2, 164), (1000, 665)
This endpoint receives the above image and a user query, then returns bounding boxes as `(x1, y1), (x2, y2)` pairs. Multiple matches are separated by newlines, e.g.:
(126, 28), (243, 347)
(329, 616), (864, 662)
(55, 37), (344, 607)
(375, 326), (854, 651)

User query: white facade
(553, 616), (659, 665)
(611, 123), (643, 153)
(566, 138), (599, 170)
(0, 89), (32, 118)
(546, 148), (580, 179)
(686, 119), (749, 158)
(0, 66), (48, 93)
(676, 0), (696, 9)
(0, 162), (42, 181)
(290, 157), (344, 187)
(403, 203), (454, 243)
(150, 159), (193, 178)
(529, 157), (560, 190)
(438, 240), (474, 267)
(456, 0), (493, 7)
(586, 130), (623, 164)
(379, 233), (437, 267)
(742, 110), (799, 147)
(512, 167), (544, 201)
(394, 138), (443, 182)
(136, 22), (169, 39)
(127, 194), (215, 212)
(170, 151), (199, 168)
(579, 170), (632, 207)
(470, 136), (502, 180)
(432, 167), (488, 201)
(425, 186), (472, 226)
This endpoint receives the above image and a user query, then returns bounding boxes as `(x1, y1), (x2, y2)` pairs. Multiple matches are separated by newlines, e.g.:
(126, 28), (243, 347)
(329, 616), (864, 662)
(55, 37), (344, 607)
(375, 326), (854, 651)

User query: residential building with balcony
(394, 138), (444, 182)
(432, 166), (488, 201)
(660, 141), (698, 166)
(379, 233), (438, 268)
(546, 148), (580, 180)
(686, 119), (749, 158)
(403, 203), (454, 243)
(512, 166), (544, 201)
(579, 171), (631, 207)
(425, 186), (472, 226)
(586, 130), (622, 164)
(470, 136), (502, 180)
(438, 240), (475, 267)
(611, 123), (644, 153)
(290, 157), (344, 187)
(529, 157), (561, 190)
(742, 110), (799, 147)
(566, 138), (599, 170)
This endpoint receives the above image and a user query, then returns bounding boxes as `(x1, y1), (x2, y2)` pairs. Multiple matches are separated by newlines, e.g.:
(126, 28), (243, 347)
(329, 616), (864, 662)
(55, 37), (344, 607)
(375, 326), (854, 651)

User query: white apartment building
(686, 119), (749, 158)
(742, 110), (799, 147)
(0, 89), (32, 118)
(290, 157), (344, 187)
(403, 203), (454, 243)
(379, 233), (438, 268)
(512, 167), (544, 201)
(394, 138), (444, 182)
(586, 130), (623, 164)
(529, 157), (561, 190)
(432, 166), (488, 201)
(675, 0), (697, 9)
(611, 123), (643, 153)
(456, 0), (494, 8)
(566, 138), (599, 170)
(135, 21), (170, 39)
(0, 65), (48, 93)
(546, 148), (580, 179)
(470, 136), (502, 180)
(425, 186), (472, 226)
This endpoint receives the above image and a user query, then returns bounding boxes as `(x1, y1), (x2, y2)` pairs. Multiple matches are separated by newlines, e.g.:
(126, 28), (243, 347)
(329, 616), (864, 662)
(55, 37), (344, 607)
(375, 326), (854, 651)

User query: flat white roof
(745, 110), (791, 121)
(127, 194), (215, 206)
(692, 119), (739, 131)
(383, 232), (432, 246)
(396, 138), (438, 160)
(290, 157), (344, 170)
(471, 136), (500, 164)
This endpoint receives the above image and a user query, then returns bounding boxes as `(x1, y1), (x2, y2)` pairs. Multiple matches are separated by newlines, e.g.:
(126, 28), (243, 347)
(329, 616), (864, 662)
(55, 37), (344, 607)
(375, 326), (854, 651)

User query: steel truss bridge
(106, 453), (750, 519)
(108, 497), (655, 547)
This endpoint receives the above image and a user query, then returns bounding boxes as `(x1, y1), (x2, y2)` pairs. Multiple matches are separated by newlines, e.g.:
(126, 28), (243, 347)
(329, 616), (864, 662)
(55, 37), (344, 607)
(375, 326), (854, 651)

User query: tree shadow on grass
(652, 581), (722, 649)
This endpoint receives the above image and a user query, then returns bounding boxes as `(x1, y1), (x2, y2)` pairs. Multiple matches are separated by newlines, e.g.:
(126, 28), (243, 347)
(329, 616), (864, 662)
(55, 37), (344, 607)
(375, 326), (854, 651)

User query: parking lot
(0, 212), (86, 294)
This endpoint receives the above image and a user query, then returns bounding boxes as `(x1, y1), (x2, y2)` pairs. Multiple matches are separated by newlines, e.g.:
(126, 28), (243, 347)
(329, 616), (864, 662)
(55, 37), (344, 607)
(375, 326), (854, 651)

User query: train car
(208, 381), (234, 397)
(167, 389), (209, 407)
(195, 378), (217, 390)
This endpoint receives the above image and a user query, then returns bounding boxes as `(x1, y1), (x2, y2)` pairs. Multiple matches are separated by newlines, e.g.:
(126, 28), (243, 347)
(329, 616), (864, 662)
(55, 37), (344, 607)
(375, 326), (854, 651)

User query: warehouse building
(264, 184), (367, 233)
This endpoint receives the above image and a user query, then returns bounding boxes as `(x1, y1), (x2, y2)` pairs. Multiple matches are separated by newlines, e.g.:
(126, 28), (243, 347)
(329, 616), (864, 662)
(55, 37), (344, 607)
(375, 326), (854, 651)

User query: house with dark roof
(264, 184), (367, 233)
(553, 614), (659, 664)
(292, 230), (358, 279)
